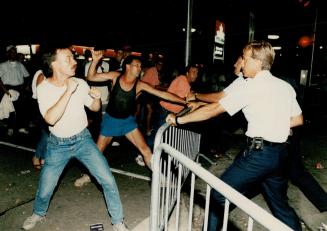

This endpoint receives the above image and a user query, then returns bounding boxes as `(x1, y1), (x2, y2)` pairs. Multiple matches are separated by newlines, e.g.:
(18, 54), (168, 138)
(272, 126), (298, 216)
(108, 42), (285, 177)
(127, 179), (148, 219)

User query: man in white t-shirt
(22, 46), (129, 231)
(0, 45), (30, 135)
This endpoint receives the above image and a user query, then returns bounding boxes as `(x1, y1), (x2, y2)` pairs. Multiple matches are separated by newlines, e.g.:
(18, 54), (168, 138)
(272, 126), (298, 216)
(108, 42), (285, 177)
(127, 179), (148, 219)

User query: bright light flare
(268, 34), (279, 40)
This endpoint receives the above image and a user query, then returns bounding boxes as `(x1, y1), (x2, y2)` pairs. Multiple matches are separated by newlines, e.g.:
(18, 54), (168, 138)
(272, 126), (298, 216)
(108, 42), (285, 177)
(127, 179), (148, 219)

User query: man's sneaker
(135, 154), (145, 166)
(113, 222), (130, 231)
(112, 141), (120, 146)
(74, 174), (91, 187)
(22, 214), (45, 230)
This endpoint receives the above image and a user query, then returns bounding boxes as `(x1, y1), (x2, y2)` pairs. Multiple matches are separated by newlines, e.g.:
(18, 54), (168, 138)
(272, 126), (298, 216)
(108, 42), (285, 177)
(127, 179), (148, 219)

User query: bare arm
(187, 101), (208, 112)
(44, 78), (78, 125)
(187, 91), (226, 103)
(290, 114), (303, 128)
(186, 57), (242, 103)
(87, 50), (120, 82)
(0, 79), (9, 95)
(138, 81), (186, 105)
(166, 102), (226, 126)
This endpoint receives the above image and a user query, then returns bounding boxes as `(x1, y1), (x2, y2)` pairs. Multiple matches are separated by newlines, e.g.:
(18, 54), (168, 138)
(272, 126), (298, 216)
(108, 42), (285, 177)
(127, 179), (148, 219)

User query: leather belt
(246, 137), (285, 150)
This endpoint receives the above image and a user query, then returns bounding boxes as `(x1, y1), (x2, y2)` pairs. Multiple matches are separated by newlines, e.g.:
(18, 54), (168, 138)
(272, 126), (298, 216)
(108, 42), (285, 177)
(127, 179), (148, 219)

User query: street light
(268, 34), (279, 40)
(182, 28), (196, 33)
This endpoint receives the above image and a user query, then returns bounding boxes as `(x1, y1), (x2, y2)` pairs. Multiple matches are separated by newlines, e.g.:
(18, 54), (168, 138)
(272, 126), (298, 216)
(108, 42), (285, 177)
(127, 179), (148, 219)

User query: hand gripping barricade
(149, 111), (293, 231)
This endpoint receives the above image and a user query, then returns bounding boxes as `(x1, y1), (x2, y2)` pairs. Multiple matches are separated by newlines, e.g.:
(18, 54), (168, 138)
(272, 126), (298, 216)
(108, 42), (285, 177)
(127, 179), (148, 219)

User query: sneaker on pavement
(22, 214), (45, 230)
(135, 154), (145, 167)
(112, 141), (120, 146)
(74, 174), (91, 187)
(113, 222), (129, 231)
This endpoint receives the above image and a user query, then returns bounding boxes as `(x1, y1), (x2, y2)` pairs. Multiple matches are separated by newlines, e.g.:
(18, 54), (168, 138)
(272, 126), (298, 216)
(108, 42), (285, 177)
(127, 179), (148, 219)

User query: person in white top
(0, 45), (30, 135)
(167, 40), (303, 231)
(22, 45), (129, 231)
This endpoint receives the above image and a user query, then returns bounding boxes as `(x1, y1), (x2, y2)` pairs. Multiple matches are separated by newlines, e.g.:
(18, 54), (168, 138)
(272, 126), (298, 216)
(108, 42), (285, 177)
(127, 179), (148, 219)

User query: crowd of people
(0, 40), (326, 231)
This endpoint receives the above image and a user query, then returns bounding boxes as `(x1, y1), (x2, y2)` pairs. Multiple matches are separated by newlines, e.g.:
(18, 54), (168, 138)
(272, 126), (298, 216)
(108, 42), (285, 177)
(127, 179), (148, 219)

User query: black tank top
(106, 75), (137, 119)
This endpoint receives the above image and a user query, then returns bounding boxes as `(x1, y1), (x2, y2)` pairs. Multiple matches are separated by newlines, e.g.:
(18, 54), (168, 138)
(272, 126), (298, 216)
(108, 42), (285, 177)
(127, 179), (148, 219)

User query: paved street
(0, 107), (326, 230)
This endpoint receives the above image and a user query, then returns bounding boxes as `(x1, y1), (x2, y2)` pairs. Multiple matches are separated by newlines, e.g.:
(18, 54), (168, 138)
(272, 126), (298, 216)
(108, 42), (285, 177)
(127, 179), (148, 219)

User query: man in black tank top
(74, 50), (186, 186)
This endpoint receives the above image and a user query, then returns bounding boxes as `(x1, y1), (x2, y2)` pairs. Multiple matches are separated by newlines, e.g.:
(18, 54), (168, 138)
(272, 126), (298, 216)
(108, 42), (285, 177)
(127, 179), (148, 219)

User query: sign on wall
(213, 20), (225, 61)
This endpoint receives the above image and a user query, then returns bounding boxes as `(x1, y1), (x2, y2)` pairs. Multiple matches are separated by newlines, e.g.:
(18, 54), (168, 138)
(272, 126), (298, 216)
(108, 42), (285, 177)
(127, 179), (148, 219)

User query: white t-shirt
(37, 77), (93, 138)
(220, 70), (302, 143)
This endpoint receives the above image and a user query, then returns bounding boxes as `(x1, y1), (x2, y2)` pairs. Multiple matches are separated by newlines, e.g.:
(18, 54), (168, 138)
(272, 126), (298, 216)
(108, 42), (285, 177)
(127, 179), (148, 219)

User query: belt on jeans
(246, 137), (285, 150)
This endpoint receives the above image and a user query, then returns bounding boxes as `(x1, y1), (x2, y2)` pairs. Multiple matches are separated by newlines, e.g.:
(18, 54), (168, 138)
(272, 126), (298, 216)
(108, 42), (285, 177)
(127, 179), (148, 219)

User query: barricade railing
(150, 122), (201, 231)
(150, 124), (293, 231)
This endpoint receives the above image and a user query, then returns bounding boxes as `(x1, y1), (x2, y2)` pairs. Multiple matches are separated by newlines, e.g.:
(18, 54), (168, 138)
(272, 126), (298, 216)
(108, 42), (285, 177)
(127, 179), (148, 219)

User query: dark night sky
(1, 0), (326, 66)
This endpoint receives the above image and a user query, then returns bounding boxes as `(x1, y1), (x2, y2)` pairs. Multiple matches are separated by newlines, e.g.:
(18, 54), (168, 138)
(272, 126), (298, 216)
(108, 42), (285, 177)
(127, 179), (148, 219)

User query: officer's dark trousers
(207, 143), (302, 231)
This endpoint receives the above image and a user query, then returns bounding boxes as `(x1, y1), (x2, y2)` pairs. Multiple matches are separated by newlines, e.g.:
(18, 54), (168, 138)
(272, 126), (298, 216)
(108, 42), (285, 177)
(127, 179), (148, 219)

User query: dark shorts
(100, 113), (138, 137)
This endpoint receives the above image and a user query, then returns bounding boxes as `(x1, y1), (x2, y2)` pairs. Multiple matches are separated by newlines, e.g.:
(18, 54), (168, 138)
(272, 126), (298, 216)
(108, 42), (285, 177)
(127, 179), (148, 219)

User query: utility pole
(307, 7), (318, 87)
(185, 0), (193, 66)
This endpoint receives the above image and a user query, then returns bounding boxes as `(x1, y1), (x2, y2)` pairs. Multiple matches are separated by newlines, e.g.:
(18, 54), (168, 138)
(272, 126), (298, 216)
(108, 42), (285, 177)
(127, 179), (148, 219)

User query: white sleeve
(37, 83), (52, 117)
(220, 82), (249, 116)
(223, 76), (246, 94)
(290, 89), (302, 117)
(20, 63), (30, 78)
(32, 70), (43, 99)
(77, 78), (93, 107)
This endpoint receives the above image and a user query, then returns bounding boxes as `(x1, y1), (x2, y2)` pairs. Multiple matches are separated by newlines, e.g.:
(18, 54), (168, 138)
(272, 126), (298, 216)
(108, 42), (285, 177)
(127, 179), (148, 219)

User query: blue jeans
(33, 128), (124, 224)
(35, 127), (48, 159)
(208, 143), (302, 231)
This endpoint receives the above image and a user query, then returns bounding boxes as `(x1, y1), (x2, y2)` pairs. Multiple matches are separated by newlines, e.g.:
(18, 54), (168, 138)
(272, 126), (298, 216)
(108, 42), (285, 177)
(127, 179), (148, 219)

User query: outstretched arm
(138, 81), (186, 105)
(290, 114), (303, 128)
(166, 102), (225, 126)
(0, 79), (9, 96)
(186, 56), (243, 103)
(87, 50), (119, 82)
(187, 91), (226, 103)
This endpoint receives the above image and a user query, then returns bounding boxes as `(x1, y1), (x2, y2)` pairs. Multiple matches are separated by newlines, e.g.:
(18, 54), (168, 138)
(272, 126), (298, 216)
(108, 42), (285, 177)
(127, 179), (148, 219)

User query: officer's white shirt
(223, 75), (246, 94)
(220, 70), (302, 143)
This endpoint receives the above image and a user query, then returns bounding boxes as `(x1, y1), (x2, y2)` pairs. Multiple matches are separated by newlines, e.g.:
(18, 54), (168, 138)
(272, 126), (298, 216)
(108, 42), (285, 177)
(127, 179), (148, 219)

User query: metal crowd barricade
(149, 123), (293, 231)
